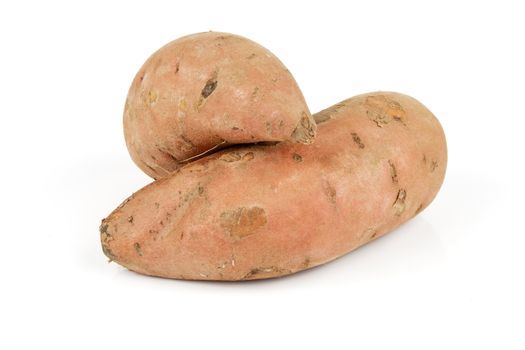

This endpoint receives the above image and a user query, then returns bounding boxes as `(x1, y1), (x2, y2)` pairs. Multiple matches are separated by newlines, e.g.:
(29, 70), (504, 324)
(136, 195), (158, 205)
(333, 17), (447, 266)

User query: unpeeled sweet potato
(124, 32), (315, 179)
(101, 92), (447, 280)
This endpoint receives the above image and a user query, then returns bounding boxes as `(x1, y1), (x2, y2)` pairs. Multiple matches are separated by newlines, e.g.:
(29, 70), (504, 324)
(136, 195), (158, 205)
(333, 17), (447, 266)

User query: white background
(1, 1), (524, 349)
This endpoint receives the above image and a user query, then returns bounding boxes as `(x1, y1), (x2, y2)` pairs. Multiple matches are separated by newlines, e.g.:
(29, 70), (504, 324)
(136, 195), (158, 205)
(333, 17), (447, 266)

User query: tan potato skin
(124, 32), (315, 179)
(102, 92), (447, 280)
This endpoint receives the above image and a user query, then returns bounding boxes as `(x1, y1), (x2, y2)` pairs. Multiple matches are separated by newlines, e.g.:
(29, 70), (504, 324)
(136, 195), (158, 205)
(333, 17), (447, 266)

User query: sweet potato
(124, 32), (315, 179)
(101, 92), (447, 280)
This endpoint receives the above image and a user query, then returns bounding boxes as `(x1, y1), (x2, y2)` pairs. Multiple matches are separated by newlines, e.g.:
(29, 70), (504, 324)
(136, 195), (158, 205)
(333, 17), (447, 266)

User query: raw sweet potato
(124, 32), (315, 179)
(101, 92), (447, 280)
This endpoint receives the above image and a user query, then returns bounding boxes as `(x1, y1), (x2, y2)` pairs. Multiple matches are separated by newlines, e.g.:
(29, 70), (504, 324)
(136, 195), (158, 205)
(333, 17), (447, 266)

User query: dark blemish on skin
(302, 258), (311, 269)
(160, 220), (164, 226)
(313, 101), (348, 124)
(146, 164), (156, 174)
(99, 223), (109, 235)
(100, 222), (116, 261)
(423, 155), (427, 164)
(324, 183), (337, 204)
(415, 204), (424, 215)
(291, 112), (315, 144)
(220, 152), (242, 162)
(134, 243), (142, 256)
(201, 78), (218, 98)
(314, 112), (331, 124)
(180, 232), (184, 240)
(149, 229), (158, 235)
(431, 160), (438, 172)
(247, 53), (256, 59)
(101, 244), (116, 261)
(371, 231), (378, 239)
(293, 153), (302, 162)
(242, 152), (255, 161)
(388, 160), (398, 184)
(127, 216), (134, 224)
(242, 266), (289, 280)
(175, 62), (180, 74)
(154, 202), (160, 209)
(351, 132), (365, 149)
(232, 126), (239, 130)
(393, 189), (407, 216)
(180, 134), (195, 147)
(251, 86), (259, 98)
(198, 186), (205, 195)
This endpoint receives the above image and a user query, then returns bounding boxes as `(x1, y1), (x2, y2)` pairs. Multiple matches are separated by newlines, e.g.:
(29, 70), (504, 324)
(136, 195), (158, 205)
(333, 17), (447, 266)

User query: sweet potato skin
(102, 92), (447, 280)
(124, 32), (315, 179)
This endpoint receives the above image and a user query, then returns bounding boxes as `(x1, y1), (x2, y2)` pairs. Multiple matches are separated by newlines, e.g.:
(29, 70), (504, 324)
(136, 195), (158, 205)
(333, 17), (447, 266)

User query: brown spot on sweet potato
(265, 121), (272, 133)
(351, 132), (365, 149)
(360, 227), (377, 242)
(247, 53), (256, 59)
(365, 95), (406, 127)
(393, 189), (407, 216)
(201, 77), (217, 98)
(157, 148), (178, 163)
(291, 112), (315, 144)
(127, 216), (134, 223)
(242, 152), (254, 161)
(219, 151), (254, 162)
(251, 86), (259, 99)
(101, 244), (116, 261)
(154, 202), (160, 209)
(313, 101), (348, 124)
(388, 160), (398, 184)
(220, 152), (242, 162)
(99, 223), (109, 235)
(324, 182), (337, 204)
(100, 222), (116, 261)
(175, 62), (180, 74)
(232, 126), (239, 131)
(220, 207), (267, 240)
(430, 160), (438, 172)
(415, 204), (424, 215)
(134, 242), (143, 256)
(145, 90), (158, 105)
(293, 153), (302, 162)
(242, 266), (290, 280)
(301, 258), (311, 269)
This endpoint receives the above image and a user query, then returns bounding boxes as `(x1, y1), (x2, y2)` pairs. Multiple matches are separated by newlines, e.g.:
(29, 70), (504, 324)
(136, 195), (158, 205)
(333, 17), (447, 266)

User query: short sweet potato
(124, 32), (315, 179)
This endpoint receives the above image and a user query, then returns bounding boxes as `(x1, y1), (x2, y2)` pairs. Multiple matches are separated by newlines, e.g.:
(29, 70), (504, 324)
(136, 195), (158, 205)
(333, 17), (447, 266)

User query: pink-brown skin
(124, 32), (315, 179)
(102, 92), (447, 280)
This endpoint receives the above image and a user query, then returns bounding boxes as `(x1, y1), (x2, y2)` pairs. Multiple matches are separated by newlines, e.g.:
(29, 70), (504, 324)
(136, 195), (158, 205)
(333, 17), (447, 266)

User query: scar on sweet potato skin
(388, 160), (398, 184)
(351, 132), (365, 149)
(393, 189), (407, 216)
(201, 77), (218, 98)
(220, 207), (267, 239)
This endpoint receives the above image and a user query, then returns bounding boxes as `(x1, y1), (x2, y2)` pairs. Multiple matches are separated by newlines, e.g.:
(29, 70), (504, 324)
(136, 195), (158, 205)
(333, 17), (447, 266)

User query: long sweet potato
(101, 92), (447, 280)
